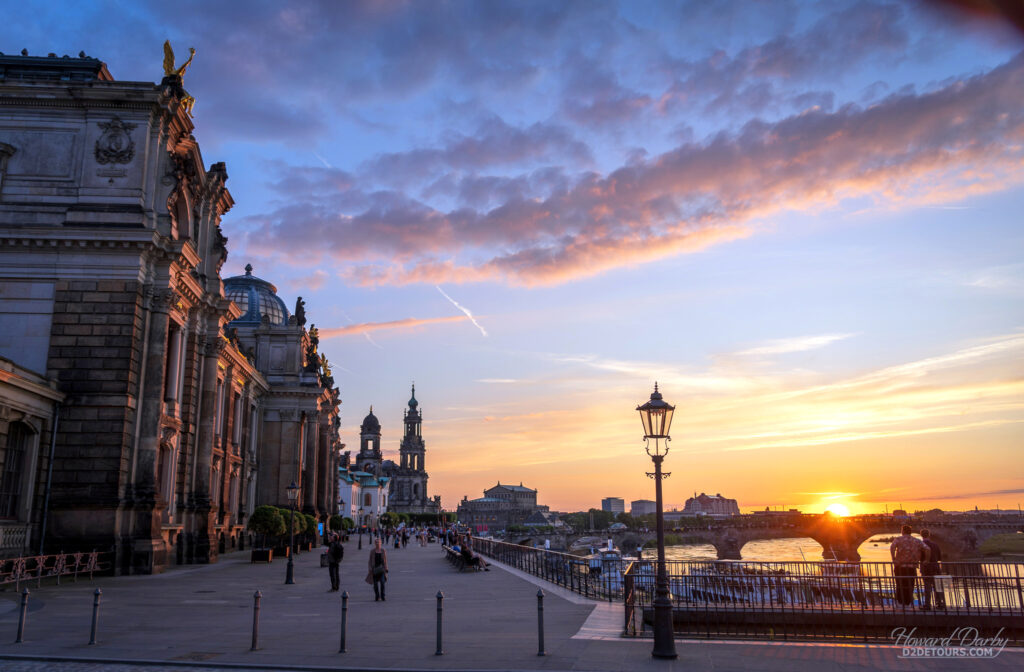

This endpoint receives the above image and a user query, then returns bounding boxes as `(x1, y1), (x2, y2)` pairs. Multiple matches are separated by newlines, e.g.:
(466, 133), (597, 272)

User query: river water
(638, 534), (898, 563)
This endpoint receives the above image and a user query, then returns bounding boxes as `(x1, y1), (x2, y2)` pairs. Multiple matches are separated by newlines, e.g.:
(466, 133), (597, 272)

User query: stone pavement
(0, 540), (1019, 672)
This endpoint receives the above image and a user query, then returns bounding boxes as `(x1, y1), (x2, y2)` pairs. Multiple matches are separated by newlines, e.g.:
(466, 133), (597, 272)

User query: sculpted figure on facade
(94, 116), (136, 164)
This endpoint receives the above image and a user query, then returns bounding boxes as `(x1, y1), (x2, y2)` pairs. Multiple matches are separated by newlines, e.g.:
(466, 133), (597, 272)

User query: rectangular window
(0, 423), (29, 518)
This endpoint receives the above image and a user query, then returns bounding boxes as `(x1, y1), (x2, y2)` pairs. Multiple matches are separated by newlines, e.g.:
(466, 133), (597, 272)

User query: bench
(442, 545), (478, 572)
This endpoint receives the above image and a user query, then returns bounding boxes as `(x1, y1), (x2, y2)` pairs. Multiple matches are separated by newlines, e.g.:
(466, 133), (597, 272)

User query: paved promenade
(0, 540), (1019, 672)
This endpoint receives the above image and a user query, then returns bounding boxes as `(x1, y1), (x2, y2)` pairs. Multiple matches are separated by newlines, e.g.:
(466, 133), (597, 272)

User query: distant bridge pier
(714, 536), (743, 560)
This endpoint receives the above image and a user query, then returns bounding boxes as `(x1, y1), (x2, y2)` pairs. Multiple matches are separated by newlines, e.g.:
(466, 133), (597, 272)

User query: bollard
(250, 590), (261, 651)
(435, 590), (444, 655)
(537, 589), (546, 656)
(88, 588), (102, 645)
(339, 591), (348, 653)
(14, 589), (29, 643)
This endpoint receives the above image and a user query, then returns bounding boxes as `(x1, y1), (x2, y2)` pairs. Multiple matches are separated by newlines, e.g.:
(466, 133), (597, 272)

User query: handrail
(0, 551), (110, 590)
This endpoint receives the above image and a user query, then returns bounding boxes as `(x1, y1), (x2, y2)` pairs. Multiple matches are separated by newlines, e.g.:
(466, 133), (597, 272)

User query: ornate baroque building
(682, 492), (741, 517)
(336, 408), (390, 529)
(0, 51), (341, 571)
(457, 482), (546, 532)
(383, 385), (440, 515)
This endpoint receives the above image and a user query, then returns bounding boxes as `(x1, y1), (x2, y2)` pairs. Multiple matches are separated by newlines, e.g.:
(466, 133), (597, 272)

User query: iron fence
(624, 559), (1024, 643)
(0, 551), (109, 590)
(472, 537), (624, 602)
(473, 538), (1023, 644)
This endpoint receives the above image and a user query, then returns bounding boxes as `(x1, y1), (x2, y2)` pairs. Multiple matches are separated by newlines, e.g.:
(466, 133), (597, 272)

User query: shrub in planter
(329, 515), (343, 531)
(248, 505), (285, 549)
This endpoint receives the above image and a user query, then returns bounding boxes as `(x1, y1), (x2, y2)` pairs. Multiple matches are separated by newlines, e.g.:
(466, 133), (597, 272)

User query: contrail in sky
(342, 309), (382, 349)
(436, 286), (487, 337)
(312, 151), (333, 169)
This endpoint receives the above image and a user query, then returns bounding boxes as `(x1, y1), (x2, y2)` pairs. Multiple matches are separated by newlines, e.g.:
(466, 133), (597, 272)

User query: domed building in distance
(336, 407), (391, 529)
(221, 264), (342, 523)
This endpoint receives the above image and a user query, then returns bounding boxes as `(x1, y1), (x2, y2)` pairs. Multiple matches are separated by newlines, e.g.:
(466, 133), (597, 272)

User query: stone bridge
(518, 515), (1022, 561)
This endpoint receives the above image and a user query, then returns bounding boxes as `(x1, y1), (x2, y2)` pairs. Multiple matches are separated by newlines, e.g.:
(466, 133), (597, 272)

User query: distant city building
(523, 510), (563, 528)
(631, 499), (656, 516)
(457, 482), (547, 532)
(682, 492), (740, 517)
(601, 497), (625, 514)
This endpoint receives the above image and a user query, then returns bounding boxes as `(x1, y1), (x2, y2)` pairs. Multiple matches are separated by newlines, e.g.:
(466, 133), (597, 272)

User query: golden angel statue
(162, 41), (197, 116)
(162, 41), (196, 78)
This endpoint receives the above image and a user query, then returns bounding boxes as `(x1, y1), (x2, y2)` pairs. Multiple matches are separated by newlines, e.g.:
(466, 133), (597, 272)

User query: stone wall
(45, 278), (144, 558)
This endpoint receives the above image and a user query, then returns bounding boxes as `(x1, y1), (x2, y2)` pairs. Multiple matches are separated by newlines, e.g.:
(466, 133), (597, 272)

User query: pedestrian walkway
(0, 540), (1019, 672)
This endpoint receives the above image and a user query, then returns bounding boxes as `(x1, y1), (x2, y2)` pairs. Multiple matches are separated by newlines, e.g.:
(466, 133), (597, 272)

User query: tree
(616, 512), (638, 529)
(329, 515), (343, 531)
(303, 513), (318, 540)
(278, 507), (304, 537)
(341, 516), (355, 530)
(247, 506), (285, 548)
(379, 512), (399, 528)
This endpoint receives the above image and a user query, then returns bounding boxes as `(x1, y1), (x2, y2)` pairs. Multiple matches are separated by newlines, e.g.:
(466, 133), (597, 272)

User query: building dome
(223, 263), (290, 326)
(361, 407), (381, 435)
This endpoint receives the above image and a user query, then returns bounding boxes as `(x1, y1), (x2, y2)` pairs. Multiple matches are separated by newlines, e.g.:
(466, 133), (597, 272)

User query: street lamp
(637, 382), (677, 659)
(358, 507), (365, 550)
(284, 481), (299, 585)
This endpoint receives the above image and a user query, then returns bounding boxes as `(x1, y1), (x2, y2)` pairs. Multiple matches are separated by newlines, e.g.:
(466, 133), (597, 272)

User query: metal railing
(0, 551), (109, 590)
(473, 538), (1023, 644)
(472, 537), (625, 601)
(624, 559), (1024, 643)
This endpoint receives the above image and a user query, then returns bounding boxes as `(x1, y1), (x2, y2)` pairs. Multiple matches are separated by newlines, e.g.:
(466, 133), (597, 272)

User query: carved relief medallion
(95, 117), (137, 165)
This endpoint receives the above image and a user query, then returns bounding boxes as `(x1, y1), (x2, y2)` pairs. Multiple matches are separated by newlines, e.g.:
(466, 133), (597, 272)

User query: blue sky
(8, 0), (1023, 513)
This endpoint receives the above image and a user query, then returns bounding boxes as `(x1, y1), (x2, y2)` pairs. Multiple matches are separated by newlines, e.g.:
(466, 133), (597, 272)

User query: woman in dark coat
(366, 537), (389, 601)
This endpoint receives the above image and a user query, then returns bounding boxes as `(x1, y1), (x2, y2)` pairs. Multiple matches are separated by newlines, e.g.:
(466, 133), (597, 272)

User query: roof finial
(369, 404), (373, 413)
(244, 263), (252, 275)
(654, 381), (659, 393)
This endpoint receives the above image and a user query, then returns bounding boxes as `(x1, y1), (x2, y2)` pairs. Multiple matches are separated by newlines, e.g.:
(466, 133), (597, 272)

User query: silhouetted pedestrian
(327, 533), (344, 592)
(919, 529), (945, 609)
(890, 525), (928, 606)
(366, 538), (389, 601)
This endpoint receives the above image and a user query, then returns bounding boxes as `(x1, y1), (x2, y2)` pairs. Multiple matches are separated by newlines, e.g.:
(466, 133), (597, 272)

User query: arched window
(363, 493), (371, 507)
(413, 483), (420, 498)
(0, 422), (30, 518)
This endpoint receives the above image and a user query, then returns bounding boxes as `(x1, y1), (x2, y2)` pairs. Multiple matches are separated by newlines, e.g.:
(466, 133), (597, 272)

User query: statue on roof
(295, 296), (306, 326)
(162, 41), (197, 116)
(162, 41), (196, 78)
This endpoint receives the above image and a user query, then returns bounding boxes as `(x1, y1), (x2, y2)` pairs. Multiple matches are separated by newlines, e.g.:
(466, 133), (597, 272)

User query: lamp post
(637, 382), (677, 659)
(285, 482), (299, 585)
(358, 507), (365, 550)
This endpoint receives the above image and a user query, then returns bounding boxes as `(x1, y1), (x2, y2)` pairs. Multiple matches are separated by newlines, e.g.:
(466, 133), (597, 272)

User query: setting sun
(825, 503), (851, 517)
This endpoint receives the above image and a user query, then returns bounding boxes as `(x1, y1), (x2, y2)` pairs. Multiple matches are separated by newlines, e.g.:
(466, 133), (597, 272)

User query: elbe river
(639, 534), (899, 563)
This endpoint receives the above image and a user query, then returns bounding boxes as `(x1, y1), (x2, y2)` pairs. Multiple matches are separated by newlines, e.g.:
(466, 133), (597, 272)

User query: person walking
(919, 529), (945, 610)
(366, 537), (389, 601)
(326, 533), (344, 591)
(890, 525), (928, 607)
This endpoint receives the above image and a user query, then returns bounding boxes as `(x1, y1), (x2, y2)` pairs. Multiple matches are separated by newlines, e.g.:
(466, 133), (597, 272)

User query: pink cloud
(244, 52), (1024, 287)
(318, 315), (468, 338)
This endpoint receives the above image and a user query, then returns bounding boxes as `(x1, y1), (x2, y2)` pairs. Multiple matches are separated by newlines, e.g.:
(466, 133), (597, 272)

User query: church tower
(384, 384), (439, 513)
(400, 384), (426, 472)
(357, 407), (382, 476)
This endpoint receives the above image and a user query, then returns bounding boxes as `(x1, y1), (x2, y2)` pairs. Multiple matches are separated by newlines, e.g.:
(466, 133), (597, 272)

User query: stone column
(302, 413), (319, 514)
(129, 287), (176, 574)
(163, 325), (182, 415)
(191, 335), (222, 563)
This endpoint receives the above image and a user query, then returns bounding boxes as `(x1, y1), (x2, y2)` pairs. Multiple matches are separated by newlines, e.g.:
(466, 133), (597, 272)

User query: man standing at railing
(919, 529), (945, 610)
(890, 525), (929, 606)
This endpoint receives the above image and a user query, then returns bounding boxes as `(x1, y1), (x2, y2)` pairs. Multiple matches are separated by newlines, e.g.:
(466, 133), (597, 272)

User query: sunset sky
(11, 1), (1023, 515)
